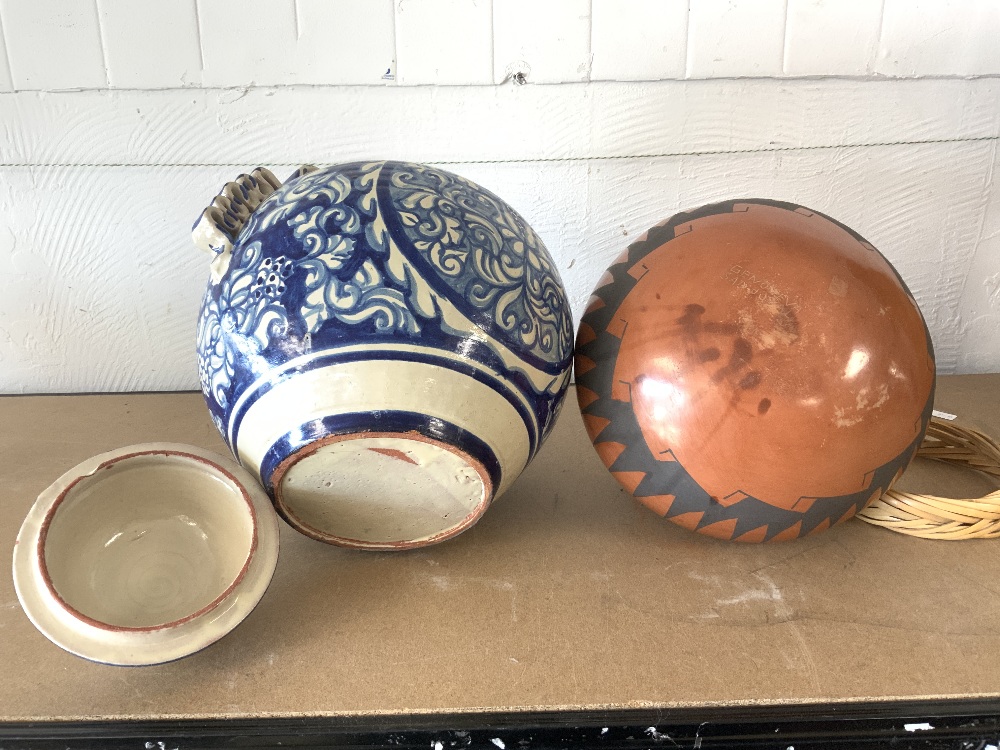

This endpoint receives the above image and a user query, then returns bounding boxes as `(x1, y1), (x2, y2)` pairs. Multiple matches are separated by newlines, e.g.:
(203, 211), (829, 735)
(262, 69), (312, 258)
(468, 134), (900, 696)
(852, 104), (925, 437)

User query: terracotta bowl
(12, 444), (279, 665)
(575, 199), (935, 542)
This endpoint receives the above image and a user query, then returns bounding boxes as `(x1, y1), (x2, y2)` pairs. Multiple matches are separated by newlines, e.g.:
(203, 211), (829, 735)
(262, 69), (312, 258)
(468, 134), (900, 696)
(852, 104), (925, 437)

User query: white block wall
(0, 1), (998, 393)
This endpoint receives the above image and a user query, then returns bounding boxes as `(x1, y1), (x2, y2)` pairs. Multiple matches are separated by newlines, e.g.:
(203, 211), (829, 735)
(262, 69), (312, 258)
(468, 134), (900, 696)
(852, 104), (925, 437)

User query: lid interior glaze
(12, 443), (279, 666)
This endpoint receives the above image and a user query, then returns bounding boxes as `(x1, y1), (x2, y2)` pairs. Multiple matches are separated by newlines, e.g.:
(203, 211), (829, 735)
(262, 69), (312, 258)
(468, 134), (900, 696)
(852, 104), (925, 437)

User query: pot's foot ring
(272, 432), (492, 549)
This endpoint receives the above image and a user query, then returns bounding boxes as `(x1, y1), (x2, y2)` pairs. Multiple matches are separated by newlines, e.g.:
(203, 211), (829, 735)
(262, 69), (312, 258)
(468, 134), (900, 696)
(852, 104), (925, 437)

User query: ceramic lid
(12, 443), (280, 666)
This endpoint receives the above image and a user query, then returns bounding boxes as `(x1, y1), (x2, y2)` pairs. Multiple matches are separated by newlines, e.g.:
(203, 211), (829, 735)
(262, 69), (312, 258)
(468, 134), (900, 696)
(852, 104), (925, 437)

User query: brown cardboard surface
(1, 375), (999, 721)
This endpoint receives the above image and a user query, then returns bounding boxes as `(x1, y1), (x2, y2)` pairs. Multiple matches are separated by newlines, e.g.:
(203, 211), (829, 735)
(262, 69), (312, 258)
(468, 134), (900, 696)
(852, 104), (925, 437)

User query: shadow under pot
(191, 161), (574, 549)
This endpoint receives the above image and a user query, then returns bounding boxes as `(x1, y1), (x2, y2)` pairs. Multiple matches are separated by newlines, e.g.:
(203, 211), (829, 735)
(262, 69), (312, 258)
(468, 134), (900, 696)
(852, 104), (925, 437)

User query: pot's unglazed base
(272, 432), (493, 549)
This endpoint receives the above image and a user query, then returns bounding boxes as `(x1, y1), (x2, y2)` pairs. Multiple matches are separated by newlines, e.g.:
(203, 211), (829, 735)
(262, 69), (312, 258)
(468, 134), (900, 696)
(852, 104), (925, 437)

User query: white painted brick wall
(0, 2), (999, 392)
(291, 0), (396, 86)
(0, 11), (12, 92)
(492, 0), (592, 84)
(956, 141), (1000, 374)
(0, 0), (107, 90)
(0, 79), (998, 393)
(195, 0), (398, 87)
(590, 0), (687, 81)
(877, 0), (1000, 77)
(2, 1), (1000, 88)
(396, 0), (492, 85)
(784, 0), (883, 77)
(198, 0), (301, 87)
(97, 0), (202, 88)
(686, 0), (786, 78)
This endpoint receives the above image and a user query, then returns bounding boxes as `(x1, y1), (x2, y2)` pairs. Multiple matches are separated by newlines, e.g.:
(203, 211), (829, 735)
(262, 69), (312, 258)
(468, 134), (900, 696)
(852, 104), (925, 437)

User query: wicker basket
(857, 419), (1000, 539)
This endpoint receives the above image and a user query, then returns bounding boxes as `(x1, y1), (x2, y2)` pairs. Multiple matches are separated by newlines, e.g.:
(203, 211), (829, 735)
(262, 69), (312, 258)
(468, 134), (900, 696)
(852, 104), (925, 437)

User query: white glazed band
(234, 356), (534, 500)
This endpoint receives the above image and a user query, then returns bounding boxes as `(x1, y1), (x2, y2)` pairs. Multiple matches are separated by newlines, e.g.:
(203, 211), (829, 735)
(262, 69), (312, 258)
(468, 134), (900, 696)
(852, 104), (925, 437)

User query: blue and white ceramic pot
(192, 162), (573, 549)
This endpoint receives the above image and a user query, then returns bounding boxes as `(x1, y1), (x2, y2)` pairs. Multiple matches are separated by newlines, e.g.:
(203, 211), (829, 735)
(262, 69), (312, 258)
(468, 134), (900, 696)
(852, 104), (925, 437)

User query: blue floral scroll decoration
(197, 162), (573, 423)
(384, 163), (573, 370)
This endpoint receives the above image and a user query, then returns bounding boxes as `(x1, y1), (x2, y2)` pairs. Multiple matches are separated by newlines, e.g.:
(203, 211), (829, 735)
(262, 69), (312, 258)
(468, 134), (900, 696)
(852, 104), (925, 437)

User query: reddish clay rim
(270, 430), (494, 550)
(36, 449), (259, 633)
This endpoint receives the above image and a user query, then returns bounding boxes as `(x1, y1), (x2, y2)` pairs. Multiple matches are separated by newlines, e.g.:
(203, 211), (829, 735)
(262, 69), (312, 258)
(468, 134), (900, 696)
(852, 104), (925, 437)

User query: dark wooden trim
(1, 699), (999, 749)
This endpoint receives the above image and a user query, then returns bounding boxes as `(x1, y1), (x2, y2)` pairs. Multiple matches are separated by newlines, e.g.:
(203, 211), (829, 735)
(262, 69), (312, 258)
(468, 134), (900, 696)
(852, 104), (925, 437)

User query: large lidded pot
(192, 162), (573, 549)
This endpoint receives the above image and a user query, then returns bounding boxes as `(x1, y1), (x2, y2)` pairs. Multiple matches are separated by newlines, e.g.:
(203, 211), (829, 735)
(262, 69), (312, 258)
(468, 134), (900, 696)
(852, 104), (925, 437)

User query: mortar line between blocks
(1, 135), (997, 169)
(0, 5), (13, 90)
(390, 0), (399, 83)
(1, 72), (999, 93)
(871, 0), (887, 75)
(780, 0), (790, 76)
(586, 0), (593, 82)
(488, 0), (495, 86)
(194, 0), (206, 76)
(680, 1), (690, 79)
(93, 0), (111, 87)
(683, 0), (694, 79)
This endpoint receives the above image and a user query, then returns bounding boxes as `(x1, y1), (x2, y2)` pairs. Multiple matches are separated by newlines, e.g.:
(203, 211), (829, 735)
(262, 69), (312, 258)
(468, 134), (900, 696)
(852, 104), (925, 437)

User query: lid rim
(12, 442), (279, 666)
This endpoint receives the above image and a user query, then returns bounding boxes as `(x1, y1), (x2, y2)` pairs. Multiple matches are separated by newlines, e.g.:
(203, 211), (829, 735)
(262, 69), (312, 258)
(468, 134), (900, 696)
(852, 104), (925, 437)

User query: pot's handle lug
(192, 165), (317, 283)
(288, 164), (319, 181)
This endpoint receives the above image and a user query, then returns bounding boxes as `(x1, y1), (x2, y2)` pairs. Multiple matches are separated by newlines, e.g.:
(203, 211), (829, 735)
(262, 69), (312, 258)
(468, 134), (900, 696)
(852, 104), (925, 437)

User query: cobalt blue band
(258, 410), (504, 496)
(229, 347), (540, 460)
